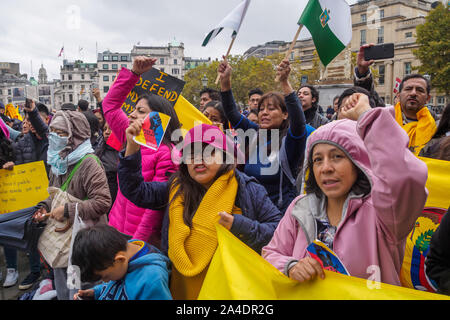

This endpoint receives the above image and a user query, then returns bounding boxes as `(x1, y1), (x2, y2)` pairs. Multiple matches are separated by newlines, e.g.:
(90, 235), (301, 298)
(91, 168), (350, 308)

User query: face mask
(47, 132), (69, 176)
(48, 132), (69, 152)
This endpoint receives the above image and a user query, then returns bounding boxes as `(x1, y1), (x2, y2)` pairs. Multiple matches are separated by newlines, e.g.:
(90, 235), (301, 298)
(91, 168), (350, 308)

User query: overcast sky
(0, 0), (356, 81)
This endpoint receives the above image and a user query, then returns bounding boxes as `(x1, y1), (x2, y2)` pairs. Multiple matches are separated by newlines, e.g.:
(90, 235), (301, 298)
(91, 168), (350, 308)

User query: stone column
(385, 59), (394, 104)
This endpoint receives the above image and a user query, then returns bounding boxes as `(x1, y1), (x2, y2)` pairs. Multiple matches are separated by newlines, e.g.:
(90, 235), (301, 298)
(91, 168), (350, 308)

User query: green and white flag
(299, 0), (352, 66)
(202, 0), (251, 47)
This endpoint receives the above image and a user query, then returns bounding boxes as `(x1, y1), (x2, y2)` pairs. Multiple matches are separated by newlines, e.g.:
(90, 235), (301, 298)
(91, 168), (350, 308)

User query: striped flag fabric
(202, 0), (251, 47)
(393, 77), (402, 94)
(58, 46), (64, 57)
(298, 0), (352, 67)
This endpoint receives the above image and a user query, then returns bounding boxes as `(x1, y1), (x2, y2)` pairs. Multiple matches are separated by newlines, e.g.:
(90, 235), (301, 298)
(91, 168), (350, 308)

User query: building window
(68, 74), (72, 80)
(174, 59), (178, 65)
(379, 65), (385, 85)
(380, 9), (384, 19)
(121, 64), (127, 68)
(63, 85), (65, 90)
(103, 86), (109, 93)
(361, 14), (367, 23)
(112, 56), (118, 61)
(160, 58), (164, 65)
(112, 76), (116, 82)
(103, 64), (109, 70)
(81, 74), (85, 80)
(377, 26), (384, 44)
(103, 75), (109, 81)
(121, 56), (128, 61)
(405, 32), (413, 38)
(172, 68), (179, 75)
(160, 68), (165, 72)
(112, 64), (118, 70)
(69, 94), (73, 102)
(405, 62), (412, 76)
(360, 30), (367, 46)
(173, 50), (178, 55)
(103, 56), (109, 61)
(437, 96), (445, 106)
(8, 89), (12, 95)
(61, 75), (64, 80)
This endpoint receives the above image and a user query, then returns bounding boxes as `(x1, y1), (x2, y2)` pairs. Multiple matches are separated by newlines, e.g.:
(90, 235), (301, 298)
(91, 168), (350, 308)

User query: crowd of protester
(0, 43), (449, 300)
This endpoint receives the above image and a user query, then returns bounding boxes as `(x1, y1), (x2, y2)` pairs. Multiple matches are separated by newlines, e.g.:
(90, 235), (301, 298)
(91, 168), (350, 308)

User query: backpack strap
(60, 154), (101, 192)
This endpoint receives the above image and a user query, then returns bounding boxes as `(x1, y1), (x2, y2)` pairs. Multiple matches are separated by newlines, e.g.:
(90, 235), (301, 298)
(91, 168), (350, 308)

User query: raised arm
(341, 93), (428, 243)
(218, 58), (258, 131)
(25, 101), (48, 138)
(117, 118), (170, 210)
(277, 59), (307, 170)
(353, 44), (385, 108)
(102, 56), (156, 144)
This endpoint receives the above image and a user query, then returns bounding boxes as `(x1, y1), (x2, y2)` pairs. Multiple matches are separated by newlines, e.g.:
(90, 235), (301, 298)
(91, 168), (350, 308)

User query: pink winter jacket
(102, 68), (178, 246)
(262, 107), (428, 286)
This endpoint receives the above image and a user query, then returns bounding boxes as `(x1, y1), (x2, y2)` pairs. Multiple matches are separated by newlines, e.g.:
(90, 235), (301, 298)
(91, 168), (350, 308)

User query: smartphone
(25, 98), (32, 109)
(364, 43), (394, 61)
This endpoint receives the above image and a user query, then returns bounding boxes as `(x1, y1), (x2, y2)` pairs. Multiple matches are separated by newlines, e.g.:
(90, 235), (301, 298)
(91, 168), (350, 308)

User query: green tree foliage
(181, 52), (321, 108)
(413, 3), (450, 95)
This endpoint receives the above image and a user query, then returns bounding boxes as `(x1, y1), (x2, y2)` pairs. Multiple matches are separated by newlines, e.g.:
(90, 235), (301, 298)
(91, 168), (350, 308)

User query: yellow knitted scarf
(168, 169), (239, 299)
(394, 102), (436, 156)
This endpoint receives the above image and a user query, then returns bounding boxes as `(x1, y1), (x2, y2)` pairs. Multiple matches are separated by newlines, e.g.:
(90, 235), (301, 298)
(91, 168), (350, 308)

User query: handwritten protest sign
(133, 112), (171, 150)
(121, 68), (185, 115)
(0, 161), (49, 214)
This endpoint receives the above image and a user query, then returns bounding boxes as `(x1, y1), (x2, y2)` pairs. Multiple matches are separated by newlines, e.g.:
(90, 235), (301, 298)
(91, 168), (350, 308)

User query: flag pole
(214, 36), (236, 85)
(275, 24), (303, 82)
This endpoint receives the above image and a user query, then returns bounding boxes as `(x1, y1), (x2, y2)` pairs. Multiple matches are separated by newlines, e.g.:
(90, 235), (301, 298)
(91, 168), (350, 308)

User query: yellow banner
(174, 95), (211, 136)
(419, 157), (450, 209)
(399, 157), (450, 291)
(0, 161), (49, 214)
(198, 224), (449, 300)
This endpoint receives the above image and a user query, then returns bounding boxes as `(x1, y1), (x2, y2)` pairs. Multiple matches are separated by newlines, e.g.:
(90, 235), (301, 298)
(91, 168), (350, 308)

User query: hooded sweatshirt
(262, 106), (428, 286)
(93, 241), (172, 300)
(39, 110), (111, 222)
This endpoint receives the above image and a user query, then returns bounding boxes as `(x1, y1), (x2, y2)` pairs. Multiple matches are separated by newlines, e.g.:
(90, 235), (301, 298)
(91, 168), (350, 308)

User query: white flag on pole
(202, 0), (251, 47)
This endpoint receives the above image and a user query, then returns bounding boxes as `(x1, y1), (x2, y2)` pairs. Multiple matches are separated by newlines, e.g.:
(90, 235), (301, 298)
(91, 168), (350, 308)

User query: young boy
(72, 225), (172, 300)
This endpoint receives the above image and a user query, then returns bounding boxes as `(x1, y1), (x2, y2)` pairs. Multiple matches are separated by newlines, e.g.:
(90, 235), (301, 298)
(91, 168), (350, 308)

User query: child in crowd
(117, 122), (282, 300)
(72, 225), (172, 300)
(262, 93), (428, 287)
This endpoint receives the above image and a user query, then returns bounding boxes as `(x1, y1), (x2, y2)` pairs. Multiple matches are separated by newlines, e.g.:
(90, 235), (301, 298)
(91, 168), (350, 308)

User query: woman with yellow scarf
(117, 122), (282, 300)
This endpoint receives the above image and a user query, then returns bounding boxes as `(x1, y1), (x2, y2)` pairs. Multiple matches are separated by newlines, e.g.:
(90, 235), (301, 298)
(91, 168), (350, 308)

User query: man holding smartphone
(354, 44), (436, 156)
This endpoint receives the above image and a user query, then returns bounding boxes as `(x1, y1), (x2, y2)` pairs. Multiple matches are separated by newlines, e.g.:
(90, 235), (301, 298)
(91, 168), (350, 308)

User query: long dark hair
(168, 147), (235, 228)
(137, 94), (182, 147)
(434, 103), (450, 139)
(304, 144), (371, 199)
(251, 92), (289, 157)
(299, 85), (319, 109)
(204, 100), (229, 130)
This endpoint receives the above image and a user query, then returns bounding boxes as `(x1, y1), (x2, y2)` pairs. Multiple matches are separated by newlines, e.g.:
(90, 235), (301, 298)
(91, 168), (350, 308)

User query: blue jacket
(221, 90), (307, 214)
(117, 151), (282, 255)
(93, 243), (172, 300)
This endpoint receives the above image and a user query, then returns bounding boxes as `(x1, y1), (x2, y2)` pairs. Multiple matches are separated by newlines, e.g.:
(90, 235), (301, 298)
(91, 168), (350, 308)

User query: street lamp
(201, 75), (208, 87)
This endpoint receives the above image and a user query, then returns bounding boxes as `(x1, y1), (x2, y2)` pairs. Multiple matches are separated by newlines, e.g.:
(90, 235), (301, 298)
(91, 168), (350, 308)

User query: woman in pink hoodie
(102, 56), (181, 248)
(262, 93), (428, 286)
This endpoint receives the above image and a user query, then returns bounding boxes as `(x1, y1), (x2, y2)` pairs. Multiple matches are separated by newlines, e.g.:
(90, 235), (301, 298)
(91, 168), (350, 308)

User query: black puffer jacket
(0, 128), (15, 168)
(12, 107), (49, 174)
(95, 134), (119, 205)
